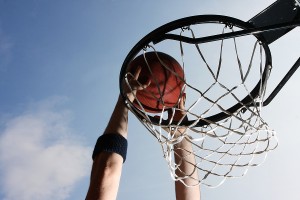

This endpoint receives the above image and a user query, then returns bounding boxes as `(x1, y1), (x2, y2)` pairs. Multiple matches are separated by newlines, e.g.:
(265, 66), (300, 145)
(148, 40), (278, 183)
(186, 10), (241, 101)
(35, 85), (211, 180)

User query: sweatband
(92, 133), (128, 163)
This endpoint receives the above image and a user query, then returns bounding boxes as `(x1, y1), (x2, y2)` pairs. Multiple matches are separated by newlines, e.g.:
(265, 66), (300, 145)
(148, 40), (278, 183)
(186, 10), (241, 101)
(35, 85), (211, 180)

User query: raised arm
(86, 67), (149, 200)
(169, 95), (201, 200)
(85, 96), (129, 200)
(174, 135), (200, 200)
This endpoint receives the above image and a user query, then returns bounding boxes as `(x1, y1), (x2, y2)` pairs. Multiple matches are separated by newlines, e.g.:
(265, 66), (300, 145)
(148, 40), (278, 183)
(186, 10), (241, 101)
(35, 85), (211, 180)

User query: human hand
(163, 93), (188, 136)
(124, 66), (151, 103)
(168, 93), (186, 122)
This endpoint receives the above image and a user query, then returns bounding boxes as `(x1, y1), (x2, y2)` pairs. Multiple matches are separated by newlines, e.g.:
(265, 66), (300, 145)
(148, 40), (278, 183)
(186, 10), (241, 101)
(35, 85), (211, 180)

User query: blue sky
(0, 0), (300, 200)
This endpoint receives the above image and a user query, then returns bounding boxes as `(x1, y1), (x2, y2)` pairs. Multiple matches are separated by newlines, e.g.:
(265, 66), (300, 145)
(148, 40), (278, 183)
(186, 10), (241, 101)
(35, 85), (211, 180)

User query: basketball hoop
(120, 15), (278, 187)
(295, 0), (300, 7)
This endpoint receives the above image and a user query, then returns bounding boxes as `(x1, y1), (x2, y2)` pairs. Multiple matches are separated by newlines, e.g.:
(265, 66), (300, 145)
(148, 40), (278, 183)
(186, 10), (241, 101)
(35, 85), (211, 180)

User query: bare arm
(86, 66), (149, 200)
(174, 135), (200, 200)
(86, 96), (128, 200)
(169, 94), (201, 200)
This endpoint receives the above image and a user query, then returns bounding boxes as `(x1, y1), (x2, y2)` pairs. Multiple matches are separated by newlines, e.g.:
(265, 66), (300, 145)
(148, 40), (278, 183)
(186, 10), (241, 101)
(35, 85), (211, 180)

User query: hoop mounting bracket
(248, 0), (300, 44)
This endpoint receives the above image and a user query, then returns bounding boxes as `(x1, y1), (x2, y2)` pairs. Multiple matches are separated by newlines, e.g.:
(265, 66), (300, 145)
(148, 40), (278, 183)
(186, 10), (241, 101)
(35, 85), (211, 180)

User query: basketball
(128, 52), (185, 113)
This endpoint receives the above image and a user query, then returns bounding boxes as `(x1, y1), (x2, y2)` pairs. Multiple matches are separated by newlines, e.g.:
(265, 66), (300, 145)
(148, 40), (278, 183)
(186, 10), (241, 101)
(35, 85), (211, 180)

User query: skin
(86, 67), (147, 200)
(86, 67), (200, 200)
(166, 95), (201, 200)
(85, 95), (128, 200)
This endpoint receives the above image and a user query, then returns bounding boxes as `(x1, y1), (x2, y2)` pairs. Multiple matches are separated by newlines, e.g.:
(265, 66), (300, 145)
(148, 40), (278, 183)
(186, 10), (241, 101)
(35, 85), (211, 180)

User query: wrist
(92, 133), (128, 163)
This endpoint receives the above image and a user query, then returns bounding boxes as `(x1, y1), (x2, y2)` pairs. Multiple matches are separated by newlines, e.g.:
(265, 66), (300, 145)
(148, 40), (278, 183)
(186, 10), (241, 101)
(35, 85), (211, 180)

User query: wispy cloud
(0, 97), (92, 200)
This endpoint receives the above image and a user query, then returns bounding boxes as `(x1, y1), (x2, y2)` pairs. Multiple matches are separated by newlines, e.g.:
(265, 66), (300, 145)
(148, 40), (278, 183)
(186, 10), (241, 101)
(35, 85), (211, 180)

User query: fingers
(141, 78), (151, 89)
(133, 66), (151, 88)
(125, 66), (151, 102)
(132, 66), (151, 91)
(133, 66), (142, 80)
(164, 93), (186, 122)
(179, 93), (186, 109)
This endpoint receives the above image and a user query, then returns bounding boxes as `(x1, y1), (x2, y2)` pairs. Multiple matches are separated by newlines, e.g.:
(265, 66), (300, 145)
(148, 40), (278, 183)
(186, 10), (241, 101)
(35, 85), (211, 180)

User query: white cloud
(0, 97), (92, 200)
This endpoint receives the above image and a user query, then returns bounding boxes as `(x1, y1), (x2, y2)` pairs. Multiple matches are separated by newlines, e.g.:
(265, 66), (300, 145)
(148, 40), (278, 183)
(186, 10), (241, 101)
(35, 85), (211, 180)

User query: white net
(122, 21), (278, 187)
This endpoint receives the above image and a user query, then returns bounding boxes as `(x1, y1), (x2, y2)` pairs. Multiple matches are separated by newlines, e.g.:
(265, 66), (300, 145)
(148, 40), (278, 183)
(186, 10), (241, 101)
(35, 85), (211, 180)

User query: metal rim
(119, 14), (272, 127)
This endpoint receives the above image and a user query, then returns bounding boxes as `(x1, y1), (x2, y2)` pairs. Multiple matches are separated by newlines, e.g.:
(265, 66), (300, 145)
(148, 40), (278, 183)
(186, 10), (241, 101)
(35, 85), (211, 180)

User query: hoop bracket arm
(263, 57), (300, 106)
(152, 21), (300, 45)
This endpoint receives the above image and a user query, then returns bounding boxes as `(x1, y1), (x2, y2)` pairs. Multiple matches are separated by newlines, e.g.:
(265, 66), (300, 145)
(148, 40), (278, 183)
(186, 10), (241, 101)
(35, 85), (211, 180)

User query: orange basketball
(128, 52), (184, 113)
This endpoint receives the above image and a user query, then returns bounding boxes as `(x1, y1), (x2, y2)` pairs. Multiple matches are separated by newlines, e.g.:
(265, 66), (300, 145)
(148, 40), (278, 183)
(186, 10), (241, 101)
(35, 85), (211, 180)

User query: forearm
(86, 96), (129, 200)
(174, 137), (200, 200)
(104, 95), (129, 138)
(86, 152), (123, 200)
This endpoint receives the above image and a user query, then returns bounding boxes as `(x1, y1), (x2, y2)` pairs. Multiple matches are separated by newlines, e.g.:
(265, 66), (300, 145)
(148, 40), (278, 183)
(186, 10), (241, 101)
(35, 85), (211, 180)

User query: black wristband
(92, 133), (128, 163)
